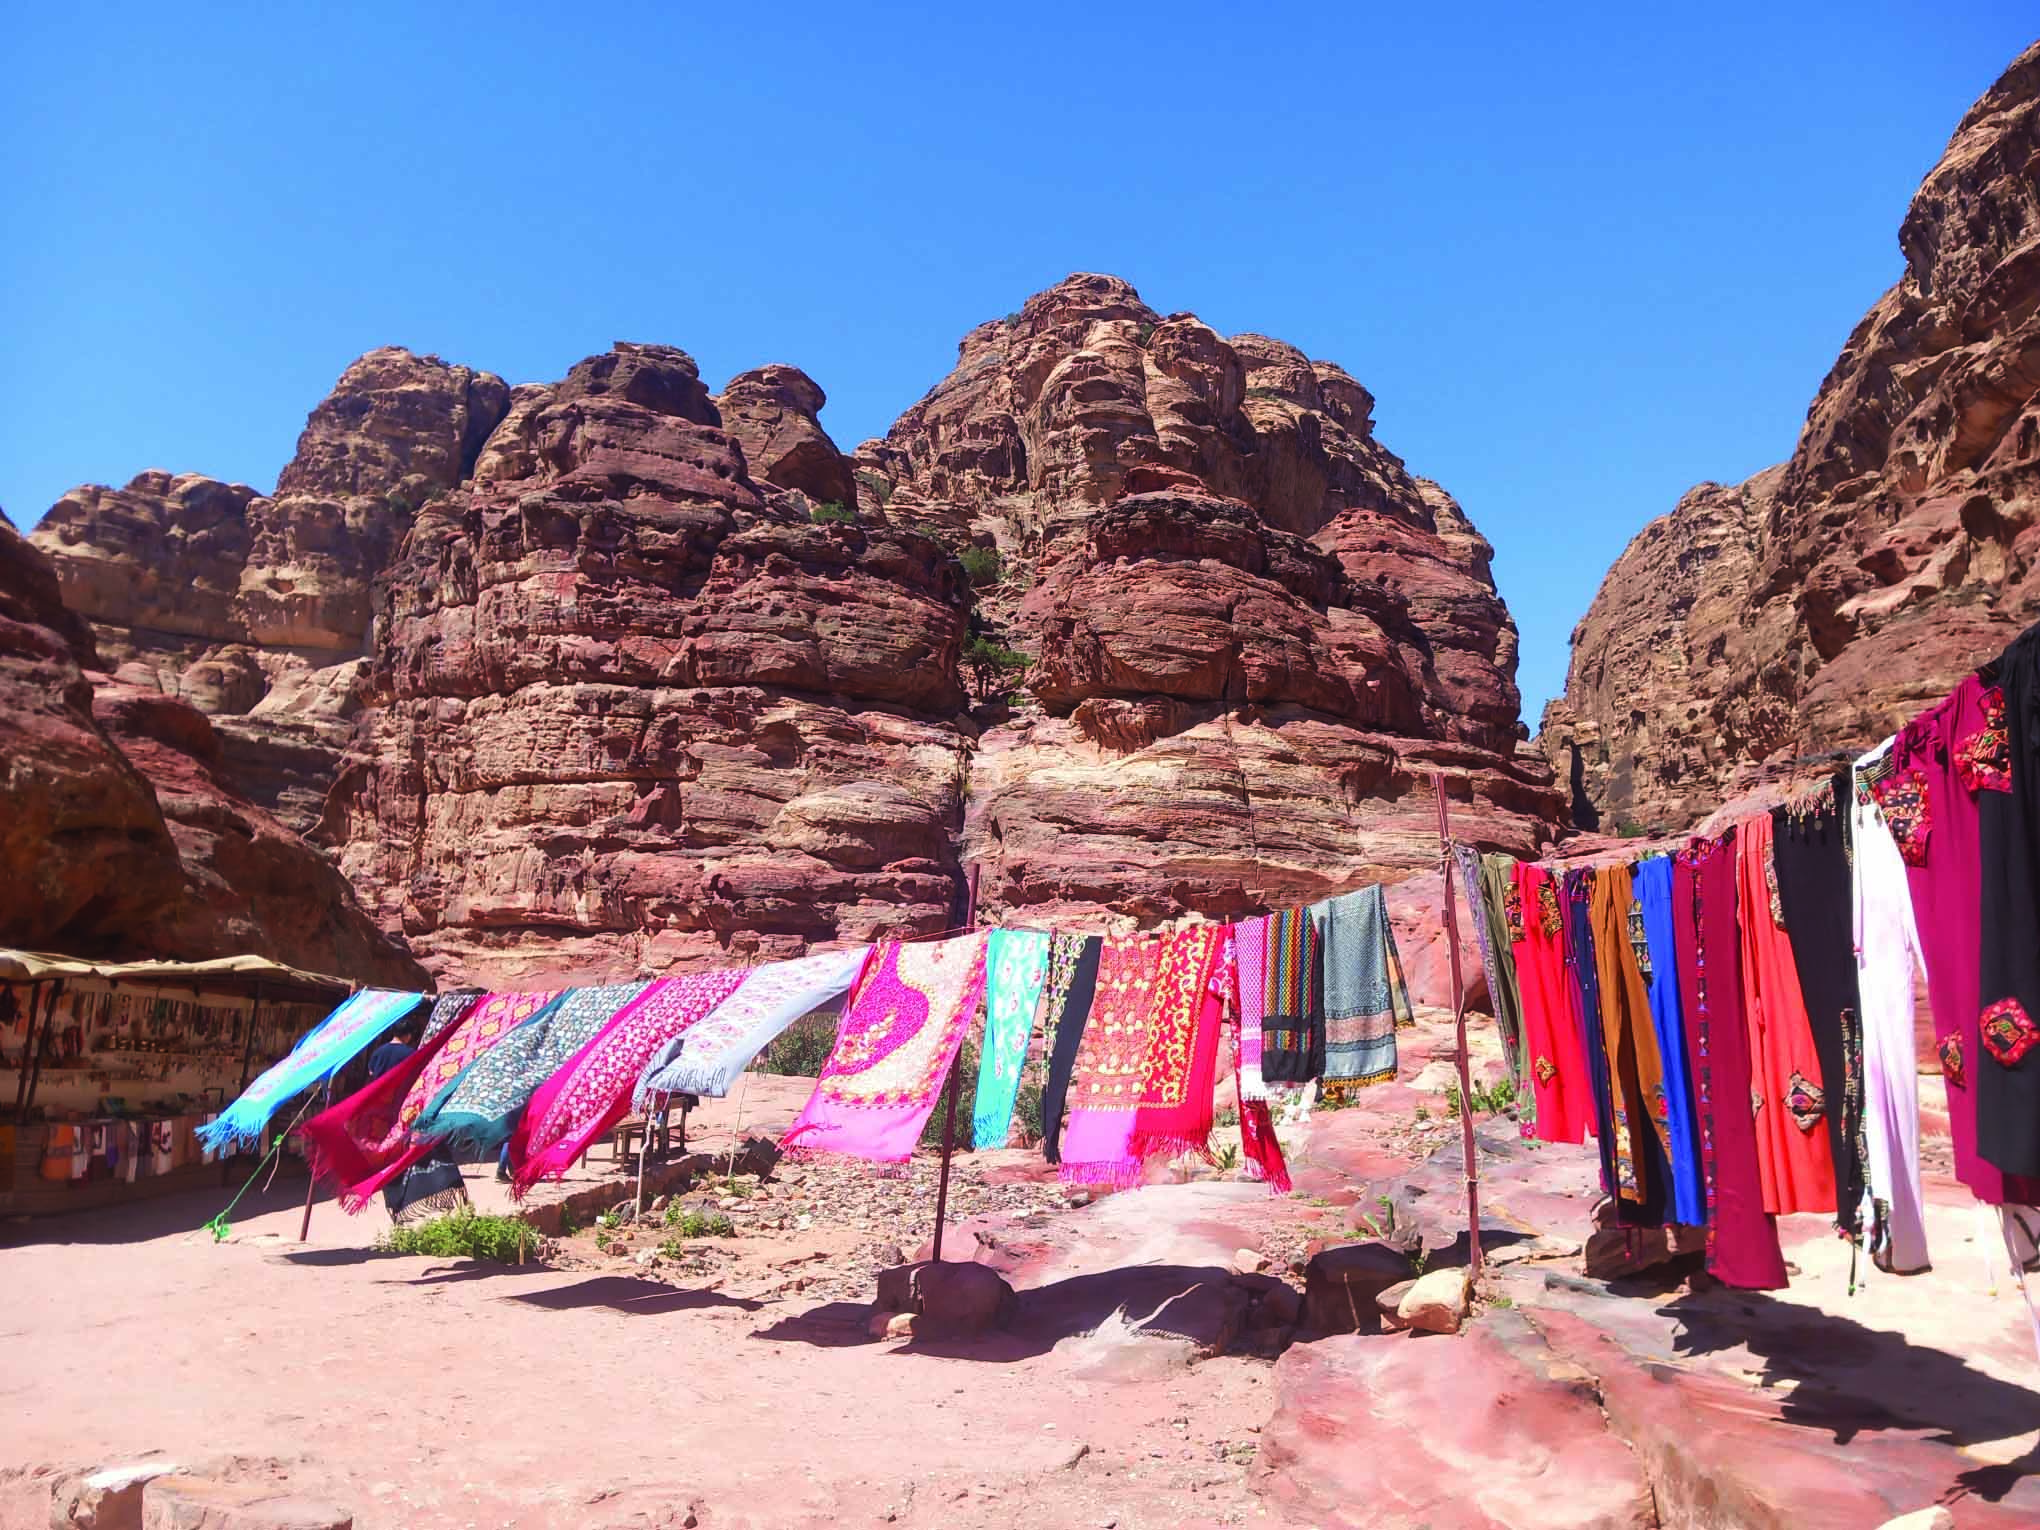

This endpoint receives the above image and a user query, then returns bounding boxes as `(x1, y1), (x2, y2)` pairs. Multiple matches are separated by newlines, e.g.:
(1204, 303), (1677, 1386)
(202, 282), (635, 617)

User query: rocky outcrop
(322, 344), (974, 982)
(1547, 43), (2040, 831)
(31, 349), (511, 831)
(23, 283), (1561, 980)
(0, 514), (421, 982)
(714, 364), (857, 508)
(863, 273), (1559, 923)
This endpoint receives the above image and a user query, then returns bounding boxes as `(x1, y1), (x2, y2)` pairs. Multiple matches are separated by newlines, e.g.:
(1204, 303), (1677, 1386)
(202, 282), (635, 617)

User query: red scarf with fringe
(1059, 933), (1166, 1187)
(304, 989), (556, 1212)
(1127, 927), (1227, 1164)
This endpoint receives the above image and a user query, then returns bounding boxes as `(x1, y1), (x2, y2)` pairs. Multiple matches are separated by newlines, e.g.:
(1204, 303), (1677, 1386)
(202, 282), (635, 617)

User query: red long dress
(1511, 862), (1596, 1143)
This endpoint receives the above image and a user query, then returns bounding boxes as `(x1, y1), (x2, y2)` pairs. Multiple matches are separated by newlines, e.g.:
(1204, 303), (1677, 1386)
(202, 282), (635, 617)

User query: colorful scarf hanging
(1314, 884), (1411, 1101)
(304, 989), (555, 1212)
(1236, 1025), (1293, 1196)
(1259, 907), (1324, 1084)
(781, 933), (990, 1165)
(512, 969), (749, 1193)
(422, 989), (484, 1045)
(973, 929), (1054, 1149)
(1059, 933), (1167, 1187)
(1231, 914), (1272, 1102)
(636, 948), (871, 1106)
(1128, 926), (1228, 1163)
(197, 988), (426, 1153)
(1040, 935), (1103, 1163)
(413, 983), (645, 1157)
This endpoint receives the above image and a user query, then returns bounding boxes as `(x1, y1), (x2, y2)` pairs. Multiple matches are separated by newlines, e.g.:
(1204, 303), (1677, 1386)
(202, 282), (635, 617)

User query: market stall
(1, 951), (352, 1215)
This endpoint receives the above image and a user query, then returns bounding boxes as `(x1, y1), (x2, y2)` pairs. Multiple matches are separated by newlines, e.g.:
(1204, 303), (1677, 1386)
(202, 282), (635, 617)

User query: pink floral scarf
(781, 933), (990, 1165)
(510, 968), (748, 1194)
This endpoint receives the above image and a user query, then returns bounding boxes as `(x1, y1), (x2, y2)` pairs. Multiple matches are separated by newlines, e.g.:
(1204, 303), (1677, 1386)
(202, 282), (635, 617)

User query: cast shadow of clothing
(509, 1274), (764, 1316)
(1664, 1287), (2040, 1499)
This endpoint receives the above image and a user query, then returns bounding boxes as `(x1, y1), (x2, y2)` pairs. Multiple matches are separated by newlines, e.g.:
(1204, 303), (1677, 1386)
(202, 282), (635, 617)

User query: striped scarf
(1315, 884), (1411, 1100)
(1259, 907), (1324, 1084)
(1231, 914), (1272, 1101)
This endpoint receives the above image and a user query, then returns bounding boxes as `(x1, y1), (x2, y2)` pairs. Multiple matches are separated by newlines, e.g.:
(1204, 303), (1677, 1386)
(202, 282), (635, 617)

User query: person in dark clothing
(365, 1017), (424, 1082)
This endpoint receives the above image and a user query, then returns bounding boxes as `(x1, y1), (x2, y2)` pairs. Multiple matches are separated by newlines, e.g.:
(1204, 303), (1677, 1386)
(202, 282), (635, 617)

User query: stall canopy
(0, 950), (362, 1007)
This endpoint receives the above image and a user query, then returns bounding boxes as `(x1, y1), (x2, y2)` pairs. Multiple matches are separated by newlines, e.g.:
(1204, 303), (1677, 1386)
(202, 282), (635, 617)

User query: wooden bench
(611, 1097), (695, 1163)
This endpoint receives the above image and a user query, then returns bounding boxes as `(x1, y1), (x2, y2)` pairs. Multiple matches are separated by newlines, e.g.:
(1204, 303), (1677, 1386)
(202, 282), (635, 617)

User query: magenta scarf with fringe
(1127, 926), (1227, 1164)
(1058, 933), (1166, 1187)
(781, 933), (989, 1165)
(511, 968), (748, 1194)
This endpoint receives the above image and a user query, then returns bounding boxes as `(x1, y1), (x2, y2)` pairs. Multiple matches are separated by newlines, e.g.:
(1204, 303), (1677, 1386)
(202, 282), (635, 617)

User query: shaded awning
(0, 950), (367, 1006)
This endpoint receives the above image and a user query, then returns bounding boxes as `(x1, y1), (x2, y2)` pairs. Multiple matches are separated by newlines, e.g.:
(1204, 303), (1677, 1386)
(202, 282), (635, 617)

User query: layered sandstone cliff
(23, 283), (1560, 984)
(1545, 42), (2040, 831)
(0, 513), (422, 983)
(855, 274), (1559, 923)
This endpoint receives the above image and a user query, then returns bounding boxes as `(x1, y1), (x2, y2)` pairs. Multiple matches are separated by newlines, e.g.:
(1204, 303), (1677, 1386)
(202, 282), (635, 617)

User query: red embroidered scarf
(1127, 927), (1227, 1164)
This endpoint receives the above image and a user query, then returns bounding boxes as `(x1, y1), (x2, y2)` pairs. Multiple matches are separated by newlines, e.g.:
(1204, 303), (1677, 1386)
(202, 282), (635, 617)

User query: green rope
(201, 1092), (319, 1244)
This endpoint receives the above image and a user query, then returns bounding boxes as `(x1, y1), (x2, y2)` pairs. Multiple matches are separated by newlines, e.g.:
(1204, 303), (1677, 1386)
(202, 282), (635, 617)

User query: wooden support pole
(929, 862), (982, 1265)
(297, 1079), (332, 1243)
(1432, 771), (1484, 1280)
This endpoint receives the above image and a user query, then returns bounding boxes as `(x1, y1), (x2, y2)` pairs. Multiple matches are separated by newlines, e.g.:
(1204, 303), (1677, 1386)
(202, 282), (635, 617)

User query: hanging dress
(1771, 772), (1869, 1235)
(1674, 833), (1788, 1288)
(1633, 854), (1706, 1226)
(1512, 862), (1596, 1143)
(1977, 631), (2040, 1179)
(1735, 811), (1837, 1216)
(1591, 862), (1672, 1217)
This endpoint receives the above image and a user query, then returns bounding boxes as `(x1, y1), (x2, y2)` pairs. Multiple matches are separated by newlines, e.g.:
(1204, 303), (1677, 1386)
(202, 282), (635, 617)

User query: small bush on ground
(963, 634), (1029, 703)
(662, 1209), (736, 1239)
(380, 1210), (537, 1263)
(811, 501), (858, 526)
(757, 1012), (838, 1076)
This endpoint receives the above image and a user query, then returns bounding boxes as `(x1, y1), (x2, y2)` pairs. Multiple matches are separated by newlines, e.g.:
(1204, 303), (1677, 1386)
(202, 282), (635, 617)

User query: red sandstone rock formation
(31, 349), (511, 832)
(0, 513), (421, 982)
(859, 273), (1558, 925)
(1546, 43), (2040, 831)
(23, 284), (1560, 982)
(320, 344), (973, 982)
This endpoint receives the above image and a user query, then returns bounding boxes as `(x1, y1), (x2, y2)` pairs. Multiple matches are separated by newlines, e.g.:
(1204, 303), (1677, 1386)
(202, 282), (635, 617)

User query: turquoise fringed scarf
(410, 983), (644, 1157)
(197, 988), (426, 1153)
(972, 929), (1052, 1148)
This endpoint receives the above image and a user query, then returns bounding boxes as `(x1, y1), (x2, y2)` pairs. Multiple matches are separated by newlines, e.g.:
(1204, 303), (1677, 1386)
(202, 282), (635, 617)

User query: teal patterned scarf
(973, 929), (1052, 1148)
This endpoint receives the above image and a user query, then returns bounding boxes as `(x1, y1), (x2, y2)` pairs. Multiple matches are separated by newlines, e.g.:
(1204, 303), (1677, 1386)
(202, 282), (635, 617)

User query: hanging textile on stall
(973, 930), (1053, 1149)
(1672, 833), (1789, 1289)
(1230, 913), (1273, 1102)
(1772, 771), (1870, 1235)
(1565, 869), (1624, 1199)
(304, 989), (555, 1212)
(1126, 926), (1228, 1163)
(416, 983), (647, 1157)
(1632, 854), (1706, 1226)
(1259, 908), (1323, 1085)
(781, 934), (990, 1166)
(1852, 745), (1931, 1273)
(1590, 862), (1671, 1217)
(1874, 674), (2040, 1205)
(512, 969), (748, 1193)
(1312, 885), (1411, 1101)
(197, 988), (426, 1153)
(1735, 812), (1838, 1218)
(1059, 933), (1167, 1186)
(1512, 862), (1596, 1143)
(1039, 935), (1103, 1164)
(1977, 628), (2040, 1181)
(636, 948), (870, 1105)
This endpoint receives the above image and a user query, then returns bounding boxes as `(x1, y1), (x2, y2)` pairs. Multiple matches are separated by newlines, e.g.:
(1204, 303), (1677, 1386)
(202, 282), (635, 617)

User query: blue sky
(4, 5), (2033, 726)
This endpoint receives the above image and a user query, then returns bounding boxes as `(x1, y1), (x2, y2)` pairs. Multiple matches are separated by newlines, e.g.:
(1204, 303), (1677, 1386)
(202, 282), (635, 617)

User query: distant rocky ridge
(1543, 41), (2040, 832)
(17, 273), (1561, 983)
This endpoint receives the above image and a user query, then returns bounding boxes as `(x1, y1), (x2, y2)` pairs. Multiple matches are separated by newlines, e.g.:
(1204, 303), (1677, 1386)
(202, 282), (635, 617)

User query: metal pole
(1432, 771), (1483, 1280)
(929, 863), (982, 1265)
